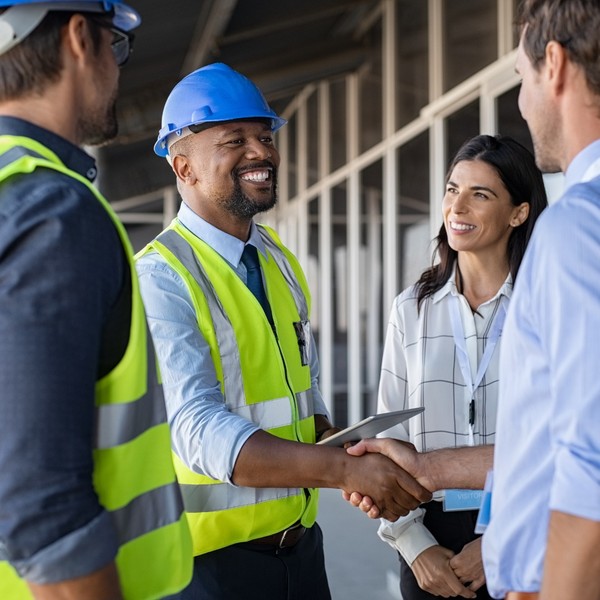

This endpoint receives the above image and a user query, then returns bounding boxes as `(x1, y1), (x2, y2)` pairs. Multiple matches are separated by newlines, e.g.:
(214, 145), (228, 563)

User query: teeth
(450, 221), (475, 231)
(241, 170), (269, 182)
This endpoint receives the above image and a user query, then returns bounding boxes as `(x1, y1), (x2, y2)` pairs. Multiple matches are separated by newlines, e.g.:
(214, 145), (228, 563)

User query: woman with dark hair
(376, 134), (548, 600)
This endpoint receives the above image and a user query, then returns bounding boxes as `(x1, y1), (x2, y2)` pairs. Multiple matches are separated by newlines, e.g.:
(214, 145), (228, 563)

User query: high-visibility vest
(138, 221), (319, 555)
(0, 136), (192, 600)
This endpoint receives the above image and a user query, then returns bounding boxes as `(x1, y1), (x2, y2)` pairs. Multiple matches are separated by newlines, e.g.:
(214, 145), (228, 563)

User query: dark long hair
(416, 134), (548, 310)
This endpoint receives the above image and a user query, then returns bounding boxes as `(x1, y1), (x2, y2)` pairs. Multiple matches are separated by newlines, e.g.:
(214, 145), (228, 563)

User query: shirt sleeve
(541, 195), (600, 521)
(377, 295), (410, 440)
(308, 335), (330, 420)
(374, 294), (438, 561)
(378, 511), (438, 565)
(0, 174), (122, 583)
(136, 253), (260, 483)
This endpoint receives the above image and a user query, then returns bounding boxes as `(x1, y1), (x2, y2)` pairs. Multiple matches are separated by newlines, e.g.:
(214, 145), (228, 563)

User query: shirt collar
(431, 263), (513, 304)
(177, 201), (268, 267)
(0, 116), (98, 182)
(565, 139), (600, 189)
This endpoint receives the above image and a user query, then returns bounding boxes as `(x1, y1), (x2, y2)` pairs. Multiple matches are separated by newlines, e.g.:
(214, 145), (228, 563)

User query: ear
(510, 202), (530, 227)
(544, 40), (568, 95)
(62, 14), (92, 66)
(172, 154), (197, 186)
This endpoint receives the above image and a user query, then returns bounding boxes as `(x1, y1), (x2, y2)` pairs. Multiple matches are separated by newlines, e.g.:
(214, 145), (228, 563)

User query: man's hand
(27, 562), (124, 600)
(343, 438), (428, 517)
(449, 538), (486, 592)
(411, 546), (477, 598)
(231, 430), (429, 520)
(314, 414), (340, 443)
(342, 450), (431, 521)
(346, 438), (492, 493)
(347, 437), (427, 482)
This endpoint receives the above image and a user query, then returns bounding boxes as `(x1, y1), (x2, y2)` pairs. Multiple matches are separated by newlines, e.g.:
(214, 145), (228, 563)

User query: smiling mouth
(449, 221), (476, 231)
(239, 168), (272, 183)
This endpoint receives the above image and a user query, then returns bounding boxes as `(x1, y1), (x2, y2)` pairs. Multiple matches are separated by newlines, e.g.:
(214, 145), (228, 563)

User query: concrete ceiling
(103, 0), (378, 202)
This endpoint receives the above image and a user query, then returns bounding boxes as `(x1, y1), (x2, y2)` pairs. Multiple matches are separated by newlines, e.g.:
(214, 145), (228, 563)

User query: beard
(532, 135), (562, 174)
(79, 91), (119, 147)
(528, 108), (563, 174)
(223, 168), (278, 219)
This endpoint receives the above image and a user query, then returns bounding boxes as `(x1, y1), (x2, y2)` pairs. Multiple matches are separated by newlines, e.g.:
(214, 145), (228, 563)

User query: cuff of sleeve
(311, 389), (330, 422)
(377, 513), (438, 565)
(225, 423), (261, 485)
(550, 445), (600, 521)
(9, 511), (118, 585)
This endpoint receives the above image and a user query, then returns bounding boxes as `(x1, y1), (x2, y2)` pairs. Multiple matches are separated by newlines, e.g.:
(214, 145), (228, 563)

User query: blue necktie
(241, 245), (274, 327)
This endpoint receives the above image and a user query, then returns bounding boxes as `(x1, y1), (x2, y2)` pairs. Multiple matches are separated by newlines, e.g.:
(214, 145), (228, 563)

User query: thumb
(438, 546), (456, 560)
(345, 440), (368, 456)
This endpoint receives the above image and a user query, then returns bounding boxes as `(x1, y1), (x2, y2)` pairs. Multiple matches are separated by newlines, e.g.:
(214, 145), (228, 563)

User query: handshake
(341, 438), (492, 521)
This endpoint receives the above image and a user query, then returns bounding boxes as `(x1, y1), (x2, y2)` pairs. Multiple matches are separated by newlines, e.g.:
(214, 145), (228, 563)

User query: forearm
(540, 511), (600, 600)
(419, 445), (493, 491)
(232, 430), (432, 521)
(28, 562), (123, 600)
(231, 430), (350, 489)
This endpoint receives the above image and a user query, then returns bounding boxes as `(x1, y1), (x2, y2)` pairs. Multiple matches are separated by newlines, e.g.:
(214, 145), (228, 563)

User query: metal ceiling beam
(181, 0), (238, 75)
(242, 49), (366, 100)
(220, 0), (372, 45)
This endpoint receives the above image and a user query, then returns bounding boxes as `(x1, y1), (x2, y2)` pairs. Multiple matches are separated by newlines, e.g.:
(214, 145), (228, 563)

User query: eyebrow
(219, 125), (272, 137)
(447, 180), (499, 198)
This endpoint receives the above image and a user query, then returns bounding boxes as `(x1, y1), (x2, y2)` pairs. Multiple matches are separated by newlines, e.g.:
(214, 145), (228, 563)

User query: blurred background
(104, 0), (563, 432)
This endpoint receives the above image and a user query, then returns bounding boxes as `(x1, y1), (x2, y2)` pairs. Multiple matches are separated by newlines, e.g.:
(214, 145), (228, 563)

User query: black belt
(246, 523), (307, 549)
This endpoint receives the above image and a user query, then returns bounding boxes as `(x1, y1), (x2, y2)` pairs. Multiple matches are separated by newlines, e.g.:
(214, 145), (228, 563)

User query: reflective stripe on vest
(95, 335), (164, 450)
(144, 223), (319, 554)
(0, 137), (192, 599)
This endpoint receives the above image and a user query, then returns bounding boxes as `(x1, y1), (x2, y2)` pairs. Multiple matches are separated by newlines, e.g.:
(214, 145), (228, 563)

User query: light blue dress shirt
(136, 202), (328, 484)
(483, 140), (600, 598)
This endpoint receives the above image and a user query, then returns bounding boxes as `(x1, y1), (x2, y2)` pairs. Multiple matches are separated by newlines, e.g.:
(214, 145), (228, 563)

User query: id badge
(293, 320), (311, 366)
(443, 489), (484, 512)
(474, 470), (494, 534)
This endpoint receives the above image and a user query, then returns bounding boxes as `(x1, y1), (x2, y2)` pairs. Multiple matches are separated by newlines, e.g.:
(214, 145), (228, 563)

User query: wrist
(414, 451), (435, 491)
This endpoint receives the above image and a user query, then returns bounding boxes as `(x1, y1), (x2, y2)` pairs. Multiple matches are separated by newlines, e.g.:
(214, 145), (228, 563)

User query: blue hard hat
(154, 62), (287, 157)
(0, 1), (140, 55)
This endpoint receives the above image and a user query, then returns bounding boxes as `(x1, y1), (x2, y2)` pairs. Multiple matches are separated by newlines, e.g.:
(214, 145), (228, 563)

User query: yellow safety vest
(0, 136), (192, 600)
(138, 220), (319, 555)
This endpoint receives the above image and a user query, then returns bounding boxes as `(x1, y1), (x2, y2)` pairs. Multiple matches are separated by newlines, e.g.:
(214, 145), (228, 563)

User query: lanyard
(449, 294), (508, 446)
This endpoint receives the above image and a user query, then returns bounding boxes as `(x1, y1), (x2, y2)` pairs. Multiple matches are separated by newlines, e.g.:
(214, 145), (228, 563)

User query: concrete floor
(319, 488), (402, 600)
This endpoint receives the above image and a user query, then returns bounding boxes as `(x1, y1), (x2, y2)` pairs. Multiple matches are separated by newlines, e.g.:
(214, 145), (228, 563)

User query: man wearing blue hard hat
(0, 2), (192, 599)
(137, 62), (431, 600)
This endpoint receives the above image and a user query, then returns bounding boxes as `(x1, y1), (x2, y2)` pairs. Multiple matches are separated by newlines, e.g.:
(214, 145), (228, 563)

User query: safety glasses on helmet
(91, 19), (134, 67)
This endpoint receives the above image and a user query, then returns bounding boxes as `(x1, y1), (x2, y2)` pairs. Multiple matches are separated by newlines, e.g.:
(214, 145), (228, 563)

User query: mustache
(234, 160), (276, 175)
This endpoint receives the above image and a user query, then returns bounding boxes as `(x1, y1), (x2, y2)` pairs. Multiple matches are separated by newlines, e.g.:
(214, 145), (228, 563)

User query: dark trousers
(399, 501), (493, 600)
(166, 523), (331, 600)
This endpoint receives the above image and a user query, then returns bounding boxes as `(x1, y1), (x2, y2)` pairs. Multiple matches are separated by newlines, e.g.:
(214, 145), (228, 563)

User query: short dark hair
(0, 11), (103, 101)
(518, 0), (600, 96)
(416, 134), (548, 309)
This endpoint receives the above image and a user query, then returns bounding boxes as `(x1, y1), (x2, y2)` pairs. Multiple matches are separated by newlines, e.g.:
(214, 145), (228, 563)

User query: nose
(245, 138), (272, 161)
(451, 191), (468, 213)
